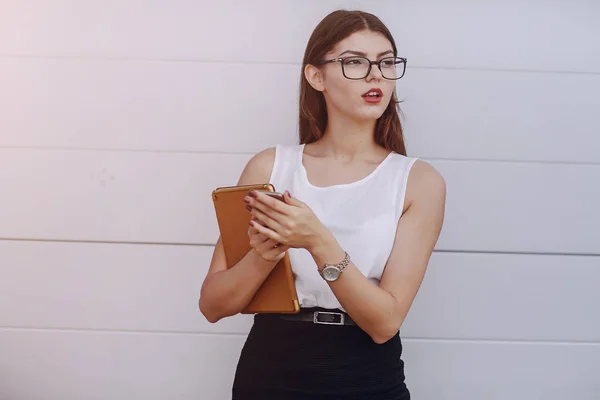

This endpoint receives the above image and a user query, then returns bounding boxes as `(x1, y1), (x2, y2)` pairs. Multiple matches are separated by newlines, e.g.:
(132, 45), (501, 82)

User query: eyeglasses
(319, 56), (407, 80)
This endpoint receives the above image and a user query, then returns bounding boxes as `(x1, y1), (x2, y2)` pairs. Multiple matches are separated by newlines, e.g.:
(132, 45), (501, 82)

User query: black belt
(276, 308), (357, 326)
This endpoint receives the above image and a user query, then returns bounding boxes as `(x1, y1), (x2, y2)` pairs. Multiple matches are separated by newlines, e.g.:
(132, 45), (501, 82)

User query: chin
(353, 106), (386, 122)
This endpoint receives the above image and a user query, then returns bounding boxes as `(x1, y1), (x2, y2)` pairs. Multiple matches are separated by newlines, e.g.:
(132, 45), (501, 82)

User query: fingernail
(246, 205), (252, 211)
(285, 190), (292, 198)
(243, 197), (250, 204)
(249, 191), (257, 198)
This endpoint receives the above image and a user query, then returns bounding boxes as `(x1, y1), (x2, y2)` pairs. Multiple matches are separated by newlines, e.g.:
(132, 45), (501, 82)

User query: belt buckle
(313, 311), (345, 325)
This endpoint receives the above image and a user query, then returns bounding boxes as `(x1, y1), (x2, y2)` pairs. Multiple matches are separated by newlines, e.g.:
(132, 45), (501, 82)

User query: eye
(344, 57), (368, 66)
(380, 58), (395, 67)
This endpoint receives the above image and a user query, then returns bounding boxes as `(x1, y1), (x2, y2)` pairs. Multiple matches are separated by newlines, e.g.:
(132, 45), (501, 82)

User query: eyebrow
(337, 49), (394, 58)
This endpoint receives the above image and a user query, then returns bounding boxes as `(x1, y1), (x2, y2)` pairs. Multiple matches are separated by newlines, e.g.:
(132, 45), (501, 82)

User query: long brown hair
(299, 10), (407, 156)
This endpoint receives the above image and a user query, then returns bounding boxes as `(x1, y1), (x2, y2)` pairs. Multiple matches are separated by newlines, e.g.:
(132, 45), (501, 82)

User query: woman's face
(317, 30), (397, 122)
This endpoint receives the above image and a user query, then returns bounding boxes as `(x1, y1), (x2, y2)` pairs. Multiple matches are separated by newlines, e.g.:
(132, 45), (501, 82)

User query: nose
(366, 62), (383, 81)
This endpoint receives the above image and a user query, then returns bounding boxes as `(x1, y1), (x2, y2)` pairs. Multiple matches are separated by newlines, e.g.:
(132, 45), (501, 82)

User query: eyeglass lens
(342, 57), (405, 80)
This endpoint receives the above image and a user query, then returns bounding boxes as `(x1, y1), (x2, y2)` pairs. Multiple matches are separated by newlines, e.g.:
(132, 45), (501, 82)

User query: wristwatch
(319, 252), (350, 282)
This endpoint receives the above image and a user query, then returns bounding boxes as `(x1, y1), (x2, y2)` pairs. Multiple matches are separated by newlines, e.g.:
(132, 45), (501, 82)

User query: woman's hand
(247, 224), (289, 262)
(244, 190), (332, 251)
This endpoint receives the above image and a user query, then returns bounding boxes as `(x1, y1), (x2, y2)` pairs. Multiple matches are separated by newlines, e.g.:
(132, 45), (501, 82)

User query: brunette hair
(299, 10), (407, 156)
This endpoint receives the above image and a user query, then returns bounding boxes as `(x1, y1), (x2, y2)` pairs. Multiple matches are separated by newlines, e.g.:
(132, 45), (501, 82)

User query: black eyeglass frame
(318, 56), (407, 80)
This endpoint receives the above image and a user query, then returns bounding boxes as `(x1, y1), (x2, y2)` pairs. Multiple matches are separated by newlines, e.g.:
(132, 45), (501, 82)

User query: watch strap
(321, 251), (350, 273)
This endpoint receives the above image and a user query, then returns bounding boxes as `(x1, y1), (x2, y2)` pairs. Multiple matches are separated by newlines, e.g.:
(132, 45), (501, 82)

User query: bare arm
(199, 148), (282, 323)
(310, 160), (446, 343)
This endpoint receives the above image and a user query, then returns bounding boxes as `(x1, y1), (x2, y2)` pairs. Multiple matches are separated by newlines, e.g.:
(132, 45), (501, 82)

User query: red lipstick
(362, 88), (383, 104)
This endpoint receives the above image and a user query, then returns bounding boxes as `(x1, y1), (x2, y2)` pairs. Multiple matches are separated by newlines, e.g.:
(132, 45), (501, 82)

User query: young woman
(200, 9), (446, 400)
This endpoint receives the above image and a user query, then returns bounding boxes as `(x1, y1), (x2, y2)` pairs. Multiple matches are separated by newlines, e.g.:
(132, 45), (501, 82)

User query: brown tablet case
(212, 183), (300, 314)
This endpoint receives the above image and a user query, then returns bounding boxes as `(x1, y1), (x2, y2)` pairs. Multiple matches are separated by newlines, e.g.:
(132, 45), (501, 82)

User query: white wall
(1, 1), (599, 399)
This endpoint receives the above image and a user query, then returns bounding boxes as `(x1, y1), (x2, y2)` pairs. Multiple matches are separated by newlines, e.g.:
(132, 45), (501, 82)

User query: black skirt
(232, 308), (410, 400)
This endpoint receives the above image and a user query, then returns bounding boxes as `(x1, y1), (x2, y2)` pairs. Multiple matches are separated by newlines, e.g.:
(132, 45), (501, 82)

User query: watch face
(322, 266), (340, 281)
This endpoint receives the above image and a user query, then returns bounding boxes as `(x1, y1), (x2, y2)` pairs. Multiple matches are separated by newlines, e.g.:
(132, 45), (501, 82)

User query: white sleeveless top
(269, 144), (418, 311)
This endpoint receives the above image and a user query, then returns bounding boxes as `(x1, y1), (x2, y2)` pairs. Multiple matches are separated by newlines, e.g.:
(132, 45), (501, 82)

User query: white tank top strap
(268, 144), (301, 193)
(385, 154), (419, 221)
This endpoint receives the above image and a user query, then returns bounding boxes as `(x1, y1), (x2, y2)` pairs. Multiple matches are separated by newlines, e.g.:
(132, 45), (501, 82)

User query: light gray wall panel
(2, 149), (598, 254)
(2, 59), (598, 164)
(0, 329), (244, 400)
(403, 339), (600, 400)
(1, 329), (597, 400)
(1, 1), (597, 73)
(2, 240), (598, 342)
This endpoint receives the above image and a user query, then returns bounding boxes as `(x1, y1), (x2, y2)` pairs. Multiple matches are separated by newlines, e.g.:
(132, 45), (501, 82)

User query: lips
(362, 88), (383, 97)
(362, 88), (383, 103)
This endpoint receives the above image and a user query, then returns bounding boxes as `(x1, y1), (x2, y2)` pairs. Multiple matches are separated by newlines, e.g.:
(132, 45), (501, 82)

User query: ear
(304, 63), (325, 92)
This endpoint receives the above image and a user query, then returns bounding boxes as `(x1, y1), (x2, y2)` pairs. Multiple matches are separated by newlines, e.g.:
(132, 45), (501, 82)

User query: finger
(248, 198), (287, 225)
(282, 190), (304, 207)
(249, 234), (268, 248)
(249, 221), (266, 233)
(250, 220), (285, 244)
(252, 207), (285, 232)
(256, 238), (280, 253)
(249, 191), (292, 216)
(249, 228), (269, 244)
(248, 225), (265, 239)
(263, 245), (290, 260)
(249, 222), (268, 239)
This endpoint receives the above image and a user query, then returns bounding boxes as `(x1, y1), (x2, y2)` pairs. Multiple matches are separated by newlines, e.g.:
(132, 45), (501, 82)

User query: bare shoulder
(405, 159), (446, 210)
(237, 147), (276, 185)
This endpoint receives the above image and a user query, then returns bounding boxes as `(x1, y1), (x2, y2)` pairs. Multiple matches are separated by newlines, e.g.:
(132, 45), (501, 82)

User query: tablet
(212, 183), (300, 314)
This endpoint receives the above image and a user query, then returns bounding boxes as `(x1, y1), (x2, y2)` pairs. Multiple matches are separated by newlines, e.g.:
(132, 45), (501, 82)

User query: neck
(319, 114), (379, 160)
